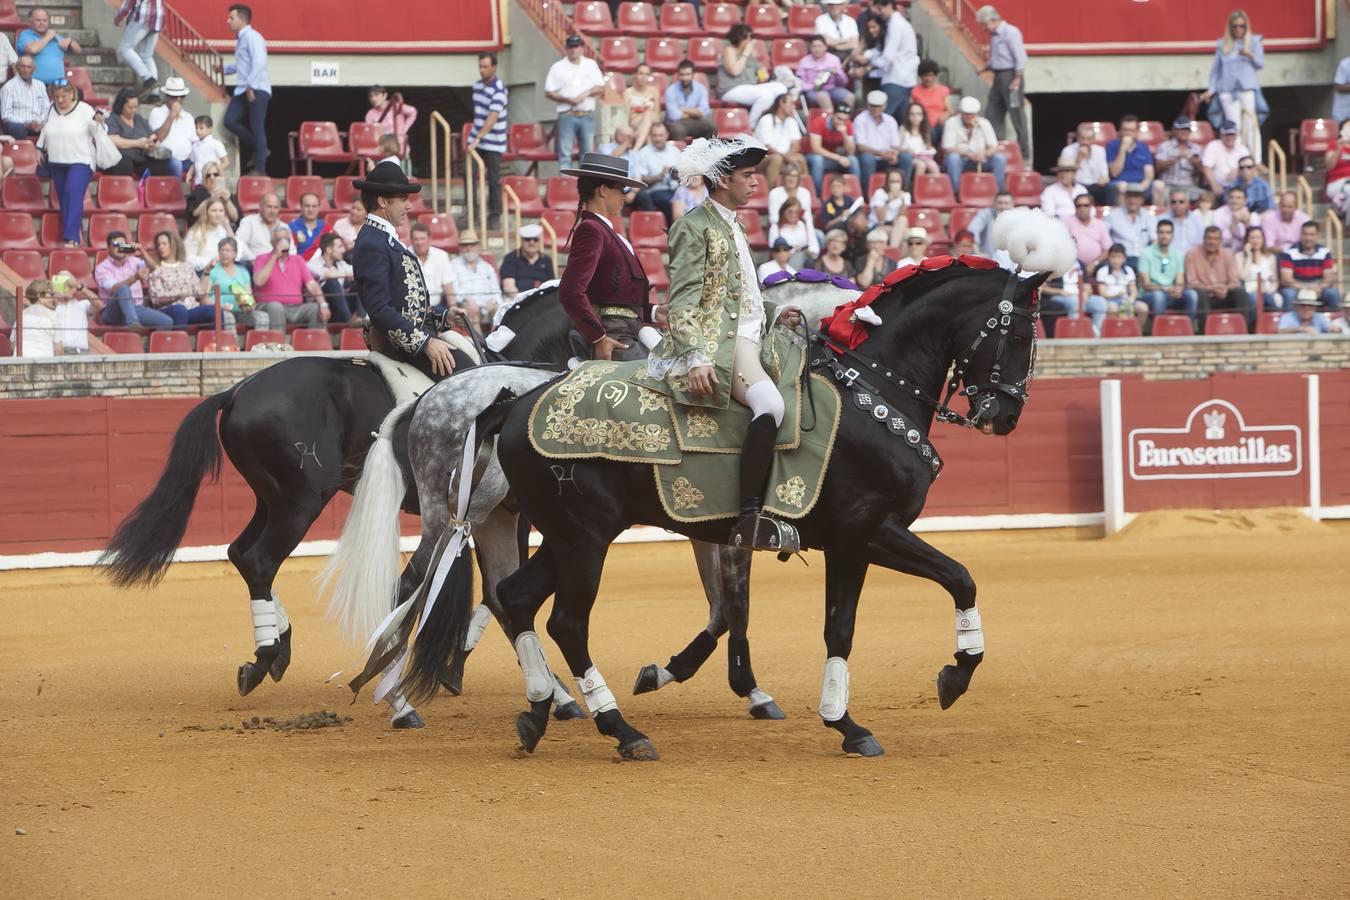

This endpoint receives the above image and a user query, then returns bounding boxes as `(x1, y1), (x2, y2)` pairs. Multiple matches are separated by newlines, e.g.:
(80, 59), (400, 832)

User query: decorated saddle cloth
(528, 347), (841, 522)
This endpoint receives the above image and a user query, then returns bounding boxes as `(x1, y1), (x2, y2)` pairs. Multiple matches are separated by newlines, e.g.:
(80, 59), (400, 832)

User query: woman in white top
(624, 64), (662, 150)
(185, 198), (235, 274)
(38, 81), (102, 247)
(767, 162), (813, 225)
(767, 196), (819, 270)
(19, 279), (61, 357)
(898, 102), (940, 179)
(868, 169), (911, 245)
(1236, 225), (1278, 310)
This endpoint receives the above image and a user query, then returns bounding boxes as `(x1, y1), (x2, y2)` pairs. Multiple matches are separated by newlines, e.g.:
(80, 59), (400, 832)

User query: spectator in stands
(1105, 115), (1156, 206)
(1236, 226), (1279, 311)
(289, 193), (328, 260)
(1138, 219), (1198, 321)
(818, 172), (860, 233)
(147, 77), (195, 178)
(0, 55), (49, 140)
(499, 223), (555, 297)
(1335, 54), (1350, 122)
(911, 60), (953, 145)
(1061, 121), (1109, 205)
(898, 101), (940, 180)
(146, 230), (220, 327)
(1093, 242), (1147, 331)
(252, 224), (327, 326)
(1153, 117), (1205, 203)
(798, 36), (852, 113)
(332, 198), (366, 251)
(468, 53), (508, 230)
(1325, 121), (1350, 219)
(670, 176), (708, 219)
(19, 279), (61, 357)
(1260, 191), (1309, 252)
(899, 226), (930, 265)
(769, 163), (813, 226)
(1040, 158), (1087, 219)
(717, 24), (786, 126)
(96, 231), (171, 328)
(632, 121), (682, 224)
(854, 228), (898, 287)
(664, 60), (715, 142)
(224, 4), (271, 175)
(38, 80), (101, 248)
(1200, 122), (1249, 195)
(816, 0), (860, 59)
(1158, 189), (1206, 255)
(975, 5), (1029, 159)
(951, 229), (976, 257)
(1185, 225), (1251, 321)
(365, 85), (417, 163)
(1105, 185), (1156, 270)
(114, 0), (162, 94)
(869, 169), (910, 246)
(769, 196), (818, 269)
(855, 0), (917, 119)
(854, 91), (904, 197)
(942, 96), (1006, 195)
(1278, 290), (1337, 334)
(969, 192), (1017, 269)
(805, 104), (859, 197)
(190, 115), (228, 186)
(1038, 260), (1089, 329)
(376, 133), (402, 169)
(758, 237), (797, 282)
(0, 30), (13, 74)
(236, 192), (283, 263)
(1278, 221), (1341, 311)
(546, 35), (605, 166)
(205, 236), (269, 331)
(1200, 10), (1264, 164)
(848, 16), (886, 96)
(185, 162), (240, 225)
(624, 64), (662, 150)
(1211, 185), (1252, 252)
(185, 197), (234, 273)
(596, 125), (636, 166)
(104, 88), (165, 177)
(754, 92), (808, 189)
(445, 228), (502, 326)
(51, 271), (114, 355)
(17, 8), (80, 87)
(844, 208), (873, 260)
(1066, 194), (1111, 271)
(1227, 156), (1272, 213)
(307, 233), (357, 322)
(407, 220), (453, 308)
(814, 228), (856, 280)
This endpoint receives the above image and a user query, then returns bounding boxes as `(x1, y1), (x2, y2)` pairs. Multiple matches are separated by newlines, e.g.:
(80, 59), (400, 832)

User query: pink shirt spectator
(332, 216), (360, 250)
(1065, 215), (1112, 267)
(253, 250), (317, 306)
(796, 53), (848, 93)
(365, 100), (418, 156)
(95, 255), (146, 303)
(1260, 207), (1310, 252)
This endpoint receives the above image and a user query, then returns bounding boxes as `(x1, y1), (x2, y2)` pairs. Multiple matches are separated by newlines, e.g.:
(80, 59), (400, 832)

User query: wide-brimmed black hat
(353, 161), (423, 195)
(559, 152), (646, 190)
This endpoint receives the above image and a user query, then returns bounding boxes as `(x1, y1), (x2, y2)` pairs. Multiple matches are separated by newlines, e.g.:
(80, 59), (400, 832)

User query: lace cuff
(647, 348), (712, 381)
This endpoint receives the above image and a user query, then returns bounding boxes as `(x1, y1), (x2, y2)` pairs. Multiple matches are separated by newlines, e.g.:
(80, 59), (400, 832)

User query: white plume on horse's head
(995, 207), (1077, 277)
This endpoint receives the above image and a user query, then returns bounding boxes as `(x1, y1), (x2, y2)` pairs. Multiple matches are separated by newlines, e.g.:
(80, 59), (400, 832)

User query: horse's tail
(98, 389), (231, 587)
(322, 399), (417, 644)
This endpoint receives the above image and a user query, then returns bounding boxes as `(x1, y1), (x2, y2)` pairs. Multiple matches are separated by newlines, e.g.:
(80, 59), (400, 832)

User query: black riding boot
(729, 414), (801, 552)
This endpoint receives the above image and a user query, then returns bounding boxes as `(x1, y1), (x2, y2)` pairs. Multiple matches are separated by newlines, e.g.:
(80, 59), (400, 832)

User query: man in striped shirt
(0, 55), (49, 140)
(114, 0), (164, 93)
(468, 52), (508, 230)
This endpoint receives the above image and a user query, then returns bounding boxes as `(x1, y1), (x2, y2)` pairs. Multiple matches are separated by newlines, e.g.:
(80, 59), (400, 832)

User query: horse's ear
(1019, 270), (1052, 304)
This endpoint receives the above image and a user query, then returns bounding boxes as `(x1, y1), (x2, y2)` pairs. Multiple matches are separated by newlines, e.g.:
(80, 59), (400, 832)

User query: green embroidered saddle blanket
(528, 358), (841, 522)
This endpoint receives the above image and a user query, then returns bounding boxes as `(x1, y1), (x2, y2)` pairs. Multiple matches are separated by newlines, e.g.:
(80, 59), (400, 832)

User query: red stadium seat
(660, 3), (702, 35)
(65, 67), (108, 106)
(1053, 317), (1095, 338)
(745, 2), (785, 34)
(771, 38), (808, 69)
(600, 37), (640, 74)
(866, 173), (887, 196)
(1006, 171), (1042, 207)
(637, 69), (669, 100)
(48, 248), (93, 285)
(1101, 317), (1142, 338)
(839, 174), (862, 198)
(237, 175), (276, 213)
(137, 212), (180, 247)
(339, 328), (367, 350)
(291, 328), (333, 351)
(540, 209), (578, 252)
(244, 329), (286, 349)
(958, 172), (998, 208)
(1204, 312), (1247, 335)
(0, 333), (9, 356)
(2, 249), (44, 280)
(195, 329), (238, 352)
(908, 208), (948, 244)
(573, 1), (617, 36)
(628, 211), (668, 251)
(546, 176), (580, 210)
(501, 175), (545, 217)
(417, 213), (460, 253)
(1297, 118), (1337, 171)
(509, 123), (556, 163)
(1034, 318), (1046, 339)
(1150, 314), (1194, 336)
(913, 174), (957, 212)
(149, 331), (191, 353)
(89, 212), (133, 248)
(333, 175), (359, 209)
(347, 121), (382, 163)
(142, 176), (186, 213)
(2, 140), (39, 175)
(739, 209), (768, 250)
(40, 211), (67, 247)
(0, 211), (40, 249)
(96, 175), (142, 211)
(638, 247), (669, 290)
(286, 176), (328, 211)
(687, 37), (721, 72)
(101, 330), (146, 353)
(787, 4), (822, 36)
(646, 38), (684, 73)
(616, 2), (659, 35)
(2, 174), (47, 211)
(296, 121), (353, 174)
(1189, 121), (1215, 146)
(714, 106), (751, 137)
(1078, 121), (1117, 146)
(1136, 120), (1167, 150)
(1255, 310), (1281, 335)
(704, 4), (741, 34)
(996, 140), (1026, 173)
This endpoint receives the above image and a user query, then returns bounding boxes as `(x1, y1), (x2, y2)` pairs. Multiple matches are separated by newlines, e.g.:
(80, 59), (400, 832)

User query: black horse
(419, 264), (1048, 759)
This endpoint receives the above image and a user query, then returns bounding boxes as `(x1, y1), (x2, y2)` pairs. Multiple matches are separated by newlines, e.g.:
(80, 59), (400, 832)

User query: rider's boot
(729, 413), (800, 553)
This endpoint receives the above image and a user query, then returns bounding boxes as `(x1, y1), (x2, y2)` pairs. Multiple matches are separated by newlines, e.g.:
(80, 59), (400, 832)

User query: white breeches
(730, 337), (784, 426)
(721, 82), (788, 125)
(1218, 91), (1260, 164)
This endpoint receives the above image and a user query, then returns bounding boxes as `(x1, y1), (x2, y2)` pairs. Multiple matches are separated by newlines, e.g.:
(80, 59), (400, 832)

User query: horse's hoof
(391, 709), (425, 729)
(749, 700), (786, 720)
(516, 711), (545, 753)
(937, 664), (970, 711)
(632, 663), (662, 695)
(552, 701), (588, 721)
(236, 660), (267, 697)
(267, 627), (293, 683)
(842, 734), (885, 757)
(618, 737), (660, 761)
(440, 648), (470, 696)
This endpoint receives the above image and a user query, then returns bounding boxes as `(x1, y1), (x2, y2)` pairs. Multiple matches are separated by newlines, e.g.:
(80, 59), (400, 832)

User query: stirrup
(730, 512), (801, 553)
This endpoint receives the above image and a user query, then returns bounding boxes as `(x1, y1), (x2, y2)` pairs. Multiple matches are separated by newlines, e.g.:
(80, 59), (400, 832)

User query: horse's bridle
(937, 270), (1039, 429)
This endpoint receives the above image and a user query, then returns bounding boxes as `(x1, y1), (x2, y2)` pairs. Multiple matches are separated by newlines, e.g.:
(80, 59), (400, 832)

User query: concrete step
(15, 3), (83, 31)
(84, 66), (138, 87)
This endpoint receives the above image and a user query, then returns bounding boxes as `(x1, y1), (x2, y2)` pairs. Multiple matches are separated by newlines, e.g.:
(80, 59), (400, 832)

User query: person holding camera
(95, 232), (174, 328)
(252, 225), (328, 328)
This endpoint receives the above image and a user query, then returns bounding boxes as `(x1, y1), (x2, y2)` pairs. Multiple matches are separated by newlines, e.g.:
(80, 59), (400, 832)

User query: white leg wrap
(251, 598), (280, 649)
(747, 687), (775, 709)
(818, 656), (850, 722)
(463, 604), (493, 652)
(576, 666), (618, 716)
(270, 593), (290, 636)
(551, 674), (575, 707)
(388, 693), (414, 721)
(955, 607), (985, 655)
(514, 631), (555, 703)
(654, 666), (676, 689)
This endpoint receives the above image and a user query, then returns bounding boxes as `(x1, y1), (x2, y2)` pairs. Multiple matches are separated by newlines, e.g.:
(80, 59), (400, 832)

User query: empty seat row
(576, 2), (858, 39)
(598, 34), (807, 73)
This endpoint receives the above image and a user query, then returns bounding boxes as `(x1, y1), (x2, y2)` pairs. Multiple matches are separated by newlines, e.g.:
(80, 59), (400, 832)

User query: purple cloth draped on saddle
(762, 268), (861, 292)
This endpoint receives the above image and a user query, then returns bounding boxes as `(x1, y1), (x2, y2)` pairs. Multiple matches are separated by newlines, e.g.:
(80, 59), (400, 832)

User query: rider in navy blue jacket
(352, 161), (455, 379)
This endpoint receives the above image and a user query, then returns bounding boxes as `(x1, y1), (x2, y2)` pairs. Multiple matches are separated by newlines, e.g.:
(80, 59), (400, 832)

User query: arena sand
(2, 519), (1347, 898)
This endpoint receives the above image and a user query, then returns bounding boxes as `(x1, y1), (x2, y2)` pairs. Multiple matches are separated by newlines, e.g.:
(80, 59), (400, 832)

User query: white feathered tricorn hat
(676, 135), (768, 187)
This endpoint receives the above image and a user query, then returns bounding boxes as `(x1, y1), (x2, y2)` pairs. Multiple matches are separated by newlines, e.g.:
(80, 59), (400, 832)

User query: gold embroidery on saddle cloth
(636, 386), (667, 414)
(685, 409), (719, 437)
(540, 363), (674, 455)
(670, 476), (705, 510)
(774, 475), (807, 509)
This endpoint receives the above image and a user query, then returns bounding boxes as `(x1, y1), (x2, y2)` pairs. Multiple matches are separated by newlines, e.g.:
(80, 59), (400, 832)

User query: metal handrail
(1296, 175), (1314, 216)
(948, 0), (991, 56)
(1266, 138), (1287, 196)
(429, 111), (453, 215)
(540, 215), (560, 272)
(501, 183), (523, 250)
(157, 1), (226, 93)
(1326, 210), (1344, 296)
(465, 148), (488, 236)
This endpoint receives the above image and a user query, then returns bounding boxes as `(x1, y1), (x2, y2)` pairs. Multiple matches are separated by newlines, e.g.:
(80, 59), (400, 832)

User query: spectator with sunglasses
(1225, 155), (1272, 213)
(1065, 194), (1112, 271)
(499, 223), (555, 297)
(185, 162), (241, 226)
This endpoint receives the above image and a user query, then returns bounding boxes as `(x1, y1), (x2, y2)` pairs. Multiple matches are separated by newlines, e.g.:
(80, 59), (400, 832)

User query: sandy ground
(2, 517), (1348, 898)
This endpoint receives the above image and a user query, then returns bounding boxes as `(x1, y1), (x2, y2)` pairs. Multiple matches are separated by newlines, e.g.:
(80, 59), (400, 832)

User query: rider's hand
(687, 365), (718, 396)
(777, 306), (803, 328)
(424, 337), (456, 376)
(593, 334), (628, 360)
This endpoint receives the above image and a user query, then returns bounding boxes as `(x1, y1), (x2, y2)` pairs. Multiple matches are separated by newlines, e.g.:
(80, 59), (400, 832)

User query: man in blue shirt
(222, 4), (270, 175)
(17, 8), (81, 86)
(1226, 155), (1273, 213)
(976, 5), (1028, 159)
(1105, 115), (1158, 206)
(468, 52), (509, 230)
(663, 60), (715, 141)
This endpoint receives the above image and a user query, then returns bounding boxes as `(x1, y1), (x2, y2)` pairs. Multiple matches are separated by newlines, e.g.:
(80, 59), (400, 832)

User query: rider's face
(720, 166), (758, 208)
